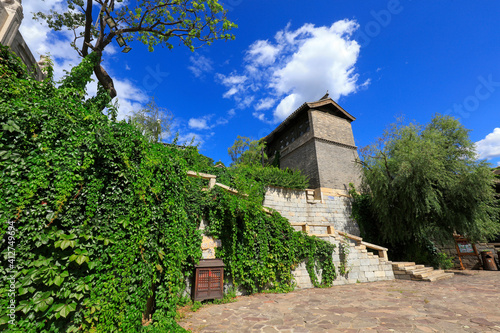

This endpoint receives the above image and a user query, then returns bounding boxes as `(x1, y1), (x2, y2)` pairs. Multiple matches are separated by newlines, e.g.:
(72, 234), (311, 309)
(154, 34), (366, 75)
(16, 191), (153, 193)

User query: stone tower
(264, 93), (361, 190)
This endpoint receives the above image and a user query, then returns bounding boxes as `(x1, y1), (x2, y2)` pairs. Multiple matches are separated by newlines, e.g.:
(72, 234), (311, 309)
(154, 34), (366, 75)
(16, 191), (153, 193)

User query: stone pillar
(0, 0), (23, 46)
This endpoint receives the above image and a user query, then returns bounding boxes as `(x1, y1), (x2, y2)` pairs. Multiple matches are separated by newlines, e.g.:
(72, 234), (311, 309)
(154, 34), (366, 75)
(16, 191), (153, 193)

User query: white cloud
(219, 74), (248, 85)
(188, 111), (234, 131)
(476, 128), (500, 160)
(246, 40), (281, 66)
(188, 54), (213, 78)
(113, 79), (149, 120)
(255, 98), (276, 111)
(217, 19), (364, 123)
(222, 87), (238, 98)
(189, 116), (212, 130)
(104, 44), (118, 55)
(274, 94), (300, 121)
(20, 0), (149, 121)
(217, 73), (248, 99)
(176, 132), (214, 148)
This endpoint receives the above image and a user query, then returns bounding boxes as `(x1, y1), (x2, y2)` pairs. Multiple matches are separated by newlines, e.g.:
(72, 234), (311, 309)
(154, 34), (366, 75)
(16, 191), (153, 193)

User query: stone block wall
(310, 109), (355, 147)
(438, 241), (499, 270)
(314, 139), (361, 190)
(263, 186), (360, 236)
(292, 236), (394, 288)
(280, 137), (320, 189)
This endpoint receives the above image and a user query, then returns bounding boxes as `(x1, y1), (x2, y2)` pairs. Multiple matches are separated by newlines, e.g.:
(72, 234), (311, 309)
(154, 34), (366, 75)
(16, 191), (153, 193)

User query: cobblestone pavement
(178, 270), (500, 333)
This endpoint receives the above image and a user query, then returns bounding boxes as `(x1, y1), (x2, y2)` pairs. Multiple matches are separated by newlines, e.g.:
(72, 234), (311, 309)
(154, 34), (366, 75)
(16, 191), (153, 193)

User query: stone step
(426, 272), (454, 282)
(394, 264), (424, 272)
(420, 270), (454, 282)
(407, 267), (433, 275)
(392, 262), (416, 269)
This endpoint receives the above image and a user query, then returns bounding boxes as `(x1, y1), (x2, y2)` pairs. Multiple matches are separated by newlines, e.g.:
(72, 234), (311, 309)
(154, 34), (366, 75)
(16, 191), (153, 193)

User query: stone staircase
(288, 223), (395, 287)
(392, 262), (454, 282)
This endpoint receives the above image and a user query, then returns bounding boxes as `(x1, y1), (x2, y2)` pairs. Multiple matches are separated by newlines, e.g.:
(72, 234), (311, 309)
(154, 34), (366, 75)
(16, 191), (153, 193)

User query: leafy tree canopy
(35, 0), (236, 99)
(357, 114), (500, 245)
(228, 136), (267, 166)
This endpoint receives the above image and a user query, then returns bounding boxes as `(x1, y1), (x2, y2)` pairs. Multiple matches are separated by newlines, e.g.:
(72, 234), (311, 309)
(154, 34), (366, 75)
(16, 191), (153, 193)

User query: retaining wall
(263, 186), (360, 236)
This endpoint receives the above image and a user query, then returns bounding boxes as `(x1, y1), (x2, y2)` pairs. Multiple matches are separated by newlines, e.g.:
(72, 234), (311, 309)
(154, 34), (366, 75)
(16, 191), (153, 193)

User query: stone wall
(280, 137), (320, 188)
(314, 139), (361, 190)
(438, 241), (499, 270)
(0, 0), (45, 80)
(292, 236), (394, 288)
(263, 186), (360, 236)
(310, 109), (355, 147)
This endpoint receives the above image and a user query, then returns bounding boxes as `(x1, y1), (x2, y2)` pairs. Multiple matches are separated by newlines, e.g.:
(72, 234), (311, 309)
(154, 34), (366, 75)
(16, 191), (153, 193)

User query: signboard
(453, 234), (479, 270)
(454, 235), (478, 256)
(457, 240), (474, 254)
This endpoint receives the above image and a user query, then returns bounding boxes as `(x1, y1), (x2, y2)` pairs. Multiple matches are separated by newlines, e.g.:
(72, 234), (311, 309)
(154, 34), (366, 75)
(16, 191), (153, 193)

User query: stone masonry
(263, 185), (360, 236)
(264, 94), (362, 190)
(292, 235), (394, 288)
(0, 0), (46, 80)
(438, 241), (499, 270)
(263, 185), (394, 288)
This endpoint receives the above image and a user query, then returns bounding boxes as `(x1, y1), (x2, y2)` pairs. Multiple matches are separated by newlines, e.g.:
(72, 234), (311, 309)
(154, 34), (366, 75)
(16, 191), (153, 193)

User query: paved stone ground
(178, 270), (500, 333)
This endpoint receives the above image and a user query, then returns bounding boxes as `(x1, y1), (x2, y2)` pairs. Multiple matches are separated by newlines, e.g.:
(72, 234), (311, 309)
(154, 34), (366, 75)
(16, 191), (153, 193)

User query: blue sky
(20, 1), (500, 166)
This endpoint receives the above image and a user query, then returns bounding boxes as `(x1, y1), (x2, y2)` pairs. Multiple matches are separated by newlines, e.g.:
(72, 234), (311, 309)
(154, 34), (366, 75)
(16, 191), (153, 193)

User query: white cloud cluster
(476, 128), (500, 160)
(188, 54), (213, 78)
(188, 108), (235, 132)
(188, 116), (212, 130)
(20, 0), (148, 120)
(218, 20), (366, 123)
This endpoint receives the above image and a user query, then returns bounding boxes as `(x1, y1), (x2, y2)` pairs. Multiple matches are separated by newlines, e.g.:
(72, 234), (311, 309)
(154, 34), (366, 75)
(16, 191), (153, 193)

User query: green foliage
(358, 115), (500, 244)
(127, 97), (173, 143)
(228, 136), (267, 166)
(0, 45), (203, 332)
(435, 252), (454, 270)
(338, 237), (350, 276)
(203, 190), (336, 291)
(0, 46), (336, 332)
(190, 301), (202, 312)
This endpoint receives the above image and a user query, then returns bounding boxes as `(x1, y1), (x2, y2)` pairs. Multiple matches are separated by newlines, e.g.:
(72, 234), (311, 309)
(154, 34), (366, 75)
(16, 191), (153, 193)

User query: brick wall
(280, 138), (320, 189)
(310, 110), (355, 146)
(314, 139), (361, 190)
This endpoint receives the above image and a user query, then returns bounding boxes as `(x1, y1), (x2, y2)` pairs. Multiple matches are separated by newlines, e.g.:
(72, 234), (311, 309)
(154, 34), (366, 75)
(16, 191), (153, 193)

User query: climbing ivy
(338, 236), (351, 276)
(203, 189), (336, 292)
(0, 45), (337, 332)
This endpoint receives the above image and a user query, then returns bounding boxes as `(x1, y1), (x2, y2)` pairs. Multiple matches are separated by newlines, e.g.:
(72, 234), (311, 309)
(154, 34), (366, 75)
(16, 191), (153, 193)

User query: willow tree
(358, 114), (500, 245)
(35, 0), (236, 99)
(228, 136), (267, 166)
(127, 97), (173, 143)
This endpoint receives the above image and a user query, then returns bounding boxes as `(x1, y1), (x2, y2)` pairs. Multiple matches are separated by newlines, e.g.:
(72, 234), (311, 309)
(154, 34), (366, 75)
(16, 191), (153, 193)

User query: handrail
(186, 170), (247, 196)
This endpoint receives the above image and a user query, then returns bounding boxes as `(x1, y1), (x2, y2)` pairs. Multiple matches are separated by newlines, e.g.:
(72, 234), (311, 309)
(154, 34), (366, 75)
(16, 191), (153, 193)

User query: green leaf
(58, 302), (77, 318)
(53, 275), (64, 286)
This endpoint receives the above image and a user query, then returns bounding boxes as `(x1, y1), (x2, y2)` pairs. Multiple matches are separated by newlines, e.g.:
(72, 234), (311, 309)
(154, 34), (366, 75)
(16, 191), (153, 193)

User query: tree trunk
(94, 64), (117, 99)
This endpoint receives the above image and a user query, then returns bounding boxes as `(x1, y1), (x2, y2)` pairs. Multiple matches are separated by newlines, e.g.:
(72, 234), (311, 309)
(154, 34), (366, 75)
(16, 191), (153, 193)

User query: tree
(127, 97), (173, 143)
(357, 115), (500, 245)
(35, 0), (236, 99)
(228, 136), (267, 166)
